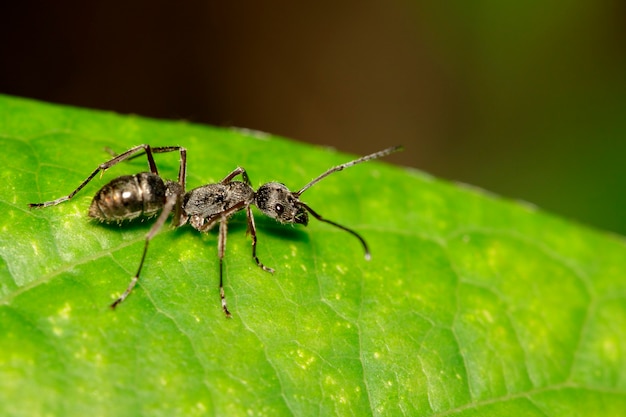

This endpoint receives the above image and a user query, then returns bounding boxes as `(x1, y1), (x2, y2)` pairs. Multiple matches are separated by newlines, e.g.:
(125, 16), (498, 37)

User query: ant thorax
(183, 181), (255, 231)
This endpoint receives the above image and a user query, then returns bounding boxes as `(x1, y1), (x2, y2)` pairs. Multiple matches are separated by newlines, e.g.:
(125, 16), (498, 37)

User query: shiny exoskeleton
(29, 144), (401, 317)
(89, 173), (182, 221)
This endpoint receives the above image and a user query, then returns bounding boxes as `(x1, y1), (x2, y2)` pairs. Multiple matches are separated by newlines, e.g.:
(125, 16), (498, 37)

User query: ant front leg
(29, 144), (161, 209)
(246, 205), (275, 274)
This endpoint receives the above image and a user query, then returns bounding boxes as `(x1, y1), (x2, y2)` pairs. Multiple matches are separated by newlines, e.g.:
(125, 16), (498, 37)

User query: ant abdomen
(89, 172), (167, 222)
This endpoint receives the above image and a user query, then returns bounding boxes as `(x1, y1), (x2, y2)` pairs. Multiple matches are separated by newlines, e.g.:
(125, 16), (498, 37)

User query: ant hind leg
(29, 144), (161, 209)
(110, 192), (179, 308)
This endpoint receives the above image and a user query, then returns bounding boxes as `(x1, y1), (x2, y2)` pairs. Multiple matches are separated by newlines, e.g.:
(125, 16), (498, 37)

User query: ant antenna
(292, 145), (402, 261)
(295, 145), (402, 196)
(297, 202), (373, 260)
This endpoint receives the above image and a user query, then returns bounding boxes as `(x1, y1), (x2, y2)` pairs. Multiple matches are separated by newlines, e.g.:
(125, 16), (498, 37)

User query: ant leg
(147, 146), (187, 187)
(29, 144), (160, 208)
(104, 145), (185, 177)
(110, 192), (178, 308)
(219, 167), (251, 185)
(217, 217), (232, 317)
(158, 147), (187, 226)
(172, 147), (187, 191)
(115, 144), (159, 175)
(299, 203), (371, 261)
(149, 147), (187, 187)
(246, 205), (275, 274)
(193, 202), (248, 317)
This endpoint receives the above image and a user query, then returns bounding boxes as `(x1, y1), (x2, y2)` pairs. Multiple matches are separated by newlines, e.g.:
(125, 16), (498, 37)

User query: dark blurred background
(1, 1), (624, 234)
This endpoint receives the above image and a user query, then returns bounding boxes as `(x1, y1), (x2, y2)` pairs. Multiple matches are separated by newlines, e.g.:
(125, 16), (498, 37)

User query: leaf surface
(1, 95), (625, 416)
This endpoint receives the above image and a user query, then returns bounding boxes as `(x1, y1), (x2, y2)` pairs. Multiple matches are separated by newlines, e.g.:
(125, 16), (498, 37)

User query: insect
(29, 144), (401, 317)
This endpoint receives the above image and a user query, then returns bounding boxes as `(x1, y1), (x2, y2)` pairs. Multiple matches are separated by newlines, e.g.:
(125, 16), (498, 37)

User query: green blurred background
(1, 1), (624, 234)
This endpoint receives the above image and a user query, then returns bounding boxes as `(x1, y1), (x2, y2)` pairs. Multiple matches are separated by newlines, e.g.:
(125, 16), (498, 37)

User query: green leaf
(1, 94), (625, 416)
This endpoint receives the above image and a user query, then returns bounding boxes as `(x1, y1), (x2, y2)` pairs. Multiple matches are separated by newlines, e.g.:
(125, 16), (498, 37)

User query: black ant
(29, 144), (401, 317)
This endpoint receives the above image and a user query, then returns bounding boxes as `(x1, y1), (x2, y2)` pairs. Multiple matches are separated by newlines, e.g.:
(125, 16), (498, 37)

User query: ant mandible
(29, 144), (401, 317)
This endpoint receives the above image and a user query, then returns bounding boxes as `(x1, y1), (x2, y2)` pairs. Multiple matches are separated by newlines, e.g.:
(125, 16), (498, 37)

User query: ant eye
(275, 204), (284, 214)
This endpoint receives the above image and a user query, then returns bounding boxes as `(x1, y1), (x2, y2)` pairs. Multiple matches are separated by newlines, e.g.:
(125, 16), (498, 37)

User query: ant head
(255, 182), (308, 225)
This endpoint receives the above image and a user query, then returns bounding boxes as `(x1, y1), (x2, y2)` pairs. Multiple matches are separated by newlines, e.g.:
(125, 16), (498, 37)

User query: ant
(29, 144), (401, 317)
